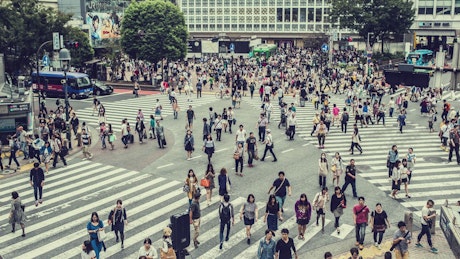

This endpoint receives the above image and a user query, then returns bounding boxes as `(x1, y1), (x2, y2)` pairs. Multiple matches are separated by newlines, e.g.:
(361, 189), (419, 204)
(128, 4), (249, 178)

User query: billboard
(85, 0), (130, 48)
(218, 41), (250, 54)
(187, 40), (202, 53)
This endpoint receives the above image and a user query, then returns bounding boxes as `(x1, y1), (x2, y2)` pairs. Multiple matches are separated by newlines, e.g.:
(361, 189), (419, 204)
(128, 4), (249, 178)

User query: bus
(406, 49), (434, 66)
(31, 71), (93, 99)
(250, 44), (278, 59)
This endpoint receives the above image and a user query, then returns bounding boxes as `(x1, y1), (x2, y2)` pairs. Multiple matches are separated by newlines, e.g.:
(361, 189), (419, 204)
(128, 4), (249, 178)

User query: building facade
(177, 0), (333, 47)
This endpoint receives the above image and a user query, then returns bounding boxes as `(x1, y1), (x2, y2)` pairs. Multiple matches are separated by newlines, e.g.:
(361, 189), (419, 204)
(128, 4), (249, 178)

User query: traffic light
(64, 40), (79, 49)
(74, 41), (79, 48)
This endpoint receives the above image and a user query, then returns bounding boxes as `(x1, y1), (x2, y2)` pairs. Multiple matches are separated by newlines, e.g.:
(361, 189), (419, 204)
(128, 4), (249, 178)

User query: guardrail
(440, 205), (460, 258)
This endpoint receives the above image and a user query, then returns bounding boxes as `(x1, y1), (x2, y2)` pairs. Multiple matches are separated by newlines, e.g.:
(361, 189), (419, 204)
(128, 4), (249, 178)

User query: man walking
(218, 194), (234, 250)
(393, 221), (411, 259)
(268, 171), (291, 216)
(81, 128), (93, 160)
(189, 193), (201, 248)
(186, 105), (196, 130)
(352, 197), (370, 250)
(448, 124), (460, 165)
(235, 124), (247, 147)
(202, 118), (211, 141)
(275, 228), (298, 259)
(30, 162), (45, 206)
(342, 159), (358, 198)
(415, 199), (438, 253)
(245, 132), (257, 167)
(155, 120), (166, 149)
(196, 80), (202, 98)
(256, 113), (269, 142)
(260, 129), (277, 162)
(51, 134), (67, 168)
(287, 113), (297, 140)
(121, 119), (129, 149)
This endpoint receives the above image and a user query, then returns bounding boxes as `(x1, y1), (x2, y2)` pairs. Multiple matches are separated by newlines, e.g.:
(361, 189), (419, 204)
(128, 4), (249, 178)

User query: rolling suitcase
(128, 134), (134, 144)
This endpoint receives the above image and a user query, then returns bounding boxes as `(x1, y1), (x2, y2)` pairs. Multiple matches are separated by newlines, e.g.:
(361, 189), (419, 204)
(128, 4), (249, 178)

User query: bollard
(404, 211), (413, 233)
(430, 215), (436, 234)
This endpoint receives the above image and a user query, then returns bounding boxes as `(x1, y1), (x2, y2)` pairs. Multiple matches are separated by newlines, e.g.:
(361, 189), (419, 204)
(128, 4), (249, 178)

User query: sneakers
(39, 199), (43, 204)
(358, 244), (364, 250)
(374, 242), (378, 247)
(355, 241), (359, 246)
(219, 243), (223, 250)
(430, 247), (438, 253)
(377, 244), (382, 250)
(415, 243), (424, 248)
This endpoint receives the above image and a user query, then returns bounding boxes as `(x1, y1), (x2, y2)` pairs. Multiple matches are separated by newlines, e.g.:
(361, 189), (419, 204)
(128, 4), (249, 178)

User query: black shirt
(187, 110), (195, 120)
(345, 165), (356, 182)
(273, 178), (290, 197)
(190, 200), (201, 219)
(30, 168), (45, 185)
(246, 136), (257, 151)
(276, 238), (296, 259)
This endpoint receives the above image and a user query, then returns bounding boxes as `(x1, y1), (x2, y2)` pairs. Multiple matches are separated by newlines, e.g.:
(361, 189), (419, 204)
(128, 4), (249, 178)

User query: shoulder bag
(97, 228), (107, 242)
(200, 177), (210, 188)
(226, 176), (231, 192)
(272, 178), (286, 195)
(160, 240), (177, 259)
(390, 231), (410, 251)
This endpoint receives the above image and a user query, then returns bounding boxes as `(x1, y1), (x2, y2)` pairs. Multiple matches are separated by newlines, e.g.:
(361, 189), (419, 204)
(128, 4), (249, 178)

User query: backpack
(342, 113), (349, 122)
(13, 141), (20, 151)
(219, 203), (231, 223)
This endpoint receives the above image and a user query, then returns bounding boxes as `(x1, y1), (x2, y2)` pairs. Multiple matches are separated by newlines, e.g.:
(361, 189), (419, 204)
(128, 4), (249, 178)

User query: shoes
(225, 236), (229, 242)
(430, 247), (438, 253)
(247, 238), (250, 244)
(406, 194), (411, 198)
(374, 242), (378, 247)
(196, 240), (200, 245)
(378, 244), (382, 250)
(359, 244), (364, 250)
(82, 158), (87, 160)
(35, 201), (38, 207)
(355, 241), (359, 246)
(116, 237), (119, 242)
(273, 159), (277, 162)
(121, 244), (124, 249)
(219, 243), (223, 250)
(194, 241), (198, 248)
(39, 199), (43, 204)
(415, 243), (423, 248)
(260, 159), (265, 161)
(22, 234), (25, 237)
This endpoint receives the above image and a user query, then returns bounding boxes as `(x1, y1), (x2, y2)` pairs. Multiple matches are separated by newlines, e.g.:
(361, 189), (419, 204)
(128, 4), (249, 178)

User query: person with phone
(415, 199), (438, 253)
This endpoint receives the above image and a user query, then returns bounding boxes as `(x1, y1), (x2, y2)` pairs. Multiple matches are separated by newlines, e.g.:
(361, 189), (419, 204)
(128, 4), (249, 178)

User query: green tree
(121, 0), (188, 65)
(0, 0), (71, 74)
(67, 26), (94, 67)
(330, 0), (415, 53)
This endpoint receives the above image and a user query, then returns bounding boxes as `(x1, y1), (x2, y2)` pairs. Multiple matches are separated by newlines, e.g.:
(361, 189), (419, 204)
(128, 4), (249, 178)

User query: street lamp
(59, 48), (72, 150)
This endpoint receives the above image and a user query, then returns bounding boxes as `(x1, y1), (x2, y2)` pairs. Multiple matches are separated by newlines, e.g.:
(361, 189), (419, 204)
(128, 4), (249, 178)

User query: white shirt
(80, 250), (96, 259)
(138, 245), (158, 259)
(420, 205), (433, 226)
(121, 124), (128, 136)
(235, 129), (247, 142)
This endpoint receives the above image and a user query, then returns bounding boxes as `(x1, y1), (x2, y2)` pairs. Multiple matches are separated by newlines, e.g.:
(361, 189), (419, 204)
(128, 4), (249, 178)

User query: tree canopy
(121, 0), (188, 64)
(67, 27), (95, 67)
(330, 0), (415, 52)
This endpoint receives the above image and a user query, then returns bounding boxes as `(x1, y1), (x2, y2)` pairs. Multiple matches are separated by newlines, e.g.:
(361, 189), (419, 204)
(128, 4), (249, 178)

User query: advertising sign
(218, 41), (250, 54)
(187, 41), (202, 53)
(85, 0), (130, 48)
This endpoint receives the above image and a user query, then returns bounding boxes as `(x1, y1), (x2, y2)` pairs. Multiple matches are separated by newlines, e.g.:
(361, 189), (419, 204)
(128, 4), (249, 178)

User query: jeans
(377, 114), (385, 125)
(235, 157), (243, 173)
(350, 142), (362, 154)
(121, 135), (128, 146)
(275, 195), (286, 211)
(289, 126), (296, 139)
(91, 238), (102, 259)
(21, 142), (28, 159)
(262, 146), (277, 161)
(216, 129), (222, 141)
(319, 175), (326, 188)
(317, 134), (325, 146)
(258, 126), (266, 142)
(334, 216), (340, 228)
(52, 152), (67, 167)
(448, 143), (460, 163)
(341, 122), (347, 133)
(33, 185), (43, 201)
(355, 222), (367, 244)
(417, 224), (432, 247)
(219, 221), (231, 243)
(389, 108), (394, 117)
(342, 180), (357, 197)
(197, 89), (202, 98)
(373, 231), (384, 244)
(8, 151), (20, 167)
(248, 149), (255, 165)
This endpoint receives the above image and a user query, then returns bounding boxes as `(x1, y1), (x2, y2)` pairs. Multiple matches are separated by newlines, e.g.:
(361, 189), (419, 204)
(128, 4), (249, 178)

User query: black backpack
(220, 203), (231, 223)
(342, 112), (349, 122)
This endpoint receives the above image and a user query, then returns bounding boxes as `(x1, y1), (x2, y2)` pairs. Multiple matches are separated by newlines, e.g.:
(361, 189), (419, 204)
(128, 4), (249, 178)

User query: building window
(210, 8), (215, 15)
(261, 8), (267, 15)
(277, 8), (283, 22)
(232, 16), (237, 23)
(254, 0), (261, 5)
(239, 0), (245, 4)
(308, 8), (314, 22)
(203, 16), (208, 23)
(269, 24), (275, 31)
(261, 24), (268, 31)
(316, 8), (322, 22)
(284, 8), (291, 22)
(217, 24), (222, 29)
(300, 0), (307, 4)
(247, 16), (253, 22)
(218, 0), (223, 5)
(292, 24), (298, 30)
(203, 24), (208, 31)
(456, 0), (460, 14)
(284, 24), (290, 31)
(254, 8), (259, 15)
(217, 16), (223, 22)
(293, 8), (298, 22)
(261, 16), (267, 23)
(232, 0), (238, 5)
(308, 24), (314, 31)
(239, 24), (245, 30)
(224, 0), (230, 6)
(196, 24), (202, 30)
(436, 7), (451, 15)
(203, 9), (208, 15)
(231, 24), (237, 31)
(247, 8), (253, 15)
(246, 24), (253, 31)
(239, 16), (244, 22)
(300, 8), (306, 22)
(196, 8), (201, 15)
(210, 24), (215, 30)
(232, 8), (237, 15)
(276, 24), (282, 31)
(255, 16), (260, 22)
(224, 24), (230, 30)
(300, 24), (306, 30)
(224, 16), (230, 23)
(210, 16), (216, 23)
(277, 0), (283, 5)
(269, 0), (275, 4)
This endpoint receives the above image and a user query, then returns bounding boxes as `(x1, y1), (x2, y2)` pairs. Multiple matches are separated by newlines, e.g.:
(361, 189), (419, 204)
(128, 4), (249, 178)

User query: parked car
(92, 80), (114, 96)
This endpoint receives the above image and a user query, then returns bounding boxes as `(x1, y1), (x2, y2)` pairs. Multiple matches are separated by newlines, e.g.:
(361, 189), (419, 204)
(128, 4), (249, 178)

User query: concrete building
(176, 0), (333, 48)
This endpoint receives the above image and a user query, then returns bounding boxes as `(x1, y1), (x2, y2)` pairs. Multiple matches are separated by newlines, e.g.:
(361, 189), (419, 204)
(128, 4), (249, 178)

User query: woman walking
(401, 159), (411, 198)
(391, 160), (402, 199)
(218, 168), (231, 201)
(9, 191), (26, 237)
(203, 134), (215, 164)
(40, 141), (53, 173)
(314, 120), (328, 149)
(108, 199), (128, 249)
(240, 194), (258, 244)
(313, 187), (329, 233)
(331, 152), (344, 187)
(294, 193), (312, 240)
(148, 115), (156, 140)
(257, 229), (276, 259)
(204, 163), (216, 206)
(86, 212), (104, 259)
(234, 142), (244, 177)
(369, 203), (390, 250)
(350, 124), (363, 155)
(185, 169), (198, 205)
(135, 117), (145, 144)
(264, 194), (282, 231)
(184, 130), (195, 160)
(330, 186), (346, 235)
(406, 148), (416, 184)
(81, 240), (96, 259)
(318, 153), (329, 189)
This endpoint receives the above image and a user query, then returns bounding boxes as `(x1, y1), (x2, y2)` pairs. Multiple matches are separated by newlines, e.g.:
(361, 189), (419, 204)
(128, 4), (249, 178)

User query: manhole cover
(423, 156), (445, 163)
(0, 169), (17, 175)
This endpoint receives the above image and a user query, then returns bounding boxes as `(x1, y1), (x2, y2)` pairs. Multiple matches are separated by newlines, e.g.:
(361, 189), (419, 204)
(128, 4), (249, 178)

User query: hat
(163, 227), (172, 237)
(266, 129), (271, 133)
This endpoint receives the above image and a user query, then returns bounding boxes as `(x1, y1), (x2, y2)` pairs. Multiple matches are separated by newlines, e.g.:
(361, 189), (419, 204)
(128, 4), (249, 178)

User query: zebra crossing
(75, 94), (218, 132)
(0, 160), (358, 259)
(244, 94), (460, 216)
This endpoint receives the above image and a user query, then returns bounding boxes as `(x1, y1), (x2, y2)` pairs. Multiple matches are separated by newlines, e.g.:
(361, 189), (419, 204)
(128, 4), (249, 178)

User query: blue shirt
(258, 238), (276, 259)
(87, 220), (104, 240)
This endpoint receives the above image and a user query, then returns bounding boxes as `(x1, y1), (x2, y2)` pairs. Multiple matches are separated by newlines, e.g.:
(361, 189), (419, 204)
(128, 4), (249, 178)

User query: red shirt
(353, 204), (370, 224)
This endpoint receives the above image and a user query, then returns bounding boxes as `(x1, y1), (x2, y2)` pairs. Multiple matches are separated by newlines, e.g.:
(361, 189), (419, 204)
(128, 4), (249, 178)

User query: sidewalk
(0, 126), (99, 179)
(332, 227), (455, 259)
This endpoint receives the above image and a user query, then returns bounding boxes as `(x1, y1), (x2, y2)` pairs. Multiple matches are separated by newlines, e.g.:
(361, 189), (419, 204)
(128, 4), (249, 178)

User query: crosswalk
(0, 160), (356, 259)
(75, 94), (218, 132)
(244, 93), (460, 217)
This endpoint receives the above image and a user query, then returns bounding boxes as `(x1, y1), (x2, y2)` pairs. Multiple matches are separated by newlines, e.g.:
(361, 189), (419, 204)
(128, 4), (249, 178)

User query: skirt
(296, 218), (310, 226)
(392, 180), (401, 190)
(267, 214), (278, 231)
(244, 216), (255, 226)
(185, 143), (193, 152)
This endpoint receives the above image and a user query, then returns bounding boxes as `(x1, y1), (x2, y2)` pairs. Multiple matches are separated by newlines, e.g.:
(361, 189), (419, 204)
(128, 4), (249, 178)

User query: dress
(205, 170), (215, 190)
(86, 220), (104, 259)
(9, 198), (26, 225)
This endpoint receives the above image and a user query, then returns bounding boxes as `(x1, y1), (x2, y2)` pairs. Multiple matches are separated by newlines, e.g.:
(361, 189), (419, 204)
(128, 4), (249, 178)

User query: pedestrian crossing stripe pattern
(75, 94), (218, 133)
(243, 95), (460, 214)
(0, 161), (353, 259)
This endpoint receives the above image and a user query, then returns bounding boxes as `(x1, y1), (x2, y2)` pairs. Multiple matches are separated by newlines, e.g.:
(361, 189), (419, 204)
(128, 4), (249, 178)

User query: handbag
(182, 184), (190, 193)
(200, 178), (210, 188)
(386, 159), (391, 168)
(109, 135), (116, 142)
(331, 164), (337, 172)
(373, 224), (387, 232)
(97, 229), (107, 242)
(226, 176), (231, 192)
(160, 247), (176, 259)
(233, 151), (240, 160)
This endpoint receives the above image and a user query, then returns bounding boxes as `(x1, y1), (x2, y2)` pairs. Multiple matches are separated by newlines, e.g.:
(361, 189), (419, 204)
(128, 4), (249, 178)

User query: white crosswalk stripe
(75, 94), (218, 132)
(244, 94), (460, 214)
(0, 161), (346, 259)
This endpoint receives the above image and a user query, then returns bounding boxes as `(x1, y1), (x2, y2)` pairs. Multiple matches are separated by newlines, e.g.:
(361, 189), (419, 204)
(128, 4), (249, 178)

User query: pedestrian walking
(235, 124), (247, 147)
(260, 129), (277, 162)
(218, 194), (234, 250)
(350, 124), (363, 155)
(256, 113), (268, 142)
(287, 113), (297, 140)
(218, 168), (231, 201)
(107, 123), (115, 150)
(313, 187), (329, 233)
(294, 193), (312, 240)
(135, 117), (146, 144)
(318, 153), (329, 189)
(341, 108), (349, 133)
(99, 122), (107, 149)
(227, 107), (235, 133)
(148, 115), (156, 140)
(391, 160), (402, 199)
(86, 212), (105, 259)
(240, 194), (258, 244)
(184, 130), (195, 160)
(185, 169), (198, 205)
(137, 237), (157, 259)
(400, 159), (411, 198)
(233, 142), (244, 176)
(264, 194), (282, 231)
(121, 119), (129, 149)
(268, 171), (291, 215)
(330, 186), (347, 235)
(397, 110), (406, 133)
(352, 197), (370, 250)
(275, 228), (298, 259)
(369, 203), (390, 250)
(203, 134), (215, 164)
(189, 193), (201, 248)
(51, 134), (67, 168)
(342, 159), (358, 198)
(155, 120), (166, 149)
(331, 152), (344, 187)
(108, 199), (128, 249)
(81, 240), (96, 259)
(415, 199), (438, 253)
(39, 141), (52, 173)
(202, 118), (211, 141)
(154, 99), (163, 120)
(214, 115), (223, 141)
(30, 163), (45, 206)
(159, 227), (174, 258)
(393, 221), (411, 259)
(6, 136), (20, 170)
(133, 81), (140, 98)
(81, 128), (93, 160)
(314, 120), (328, 149)
(203, 163), (216, 206)
(246, 132), (258, 167)
(186, 105), (196, 130)
(348, 247), (363, 259)
(9, 191), (26, 237)
(387, 145), (399, 178)
(257, 229), (276, 259)
(448, 124), (460, 164)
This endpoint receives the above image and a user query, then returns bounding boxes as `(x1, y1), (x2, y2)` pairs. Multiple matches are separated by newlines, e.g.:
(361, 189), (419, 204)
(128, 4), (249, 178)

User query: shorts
(316, 208), (325, 215)
(297, 218), (310, 225)
(243, 216), (254, 226)
(401, 178), (408, 183)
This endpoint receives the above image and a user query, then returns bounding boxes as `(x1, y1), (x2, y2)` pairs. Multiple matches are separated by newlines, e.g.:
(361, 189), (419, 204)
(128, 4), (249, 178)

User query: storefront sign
(8, 104), (29, 113)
